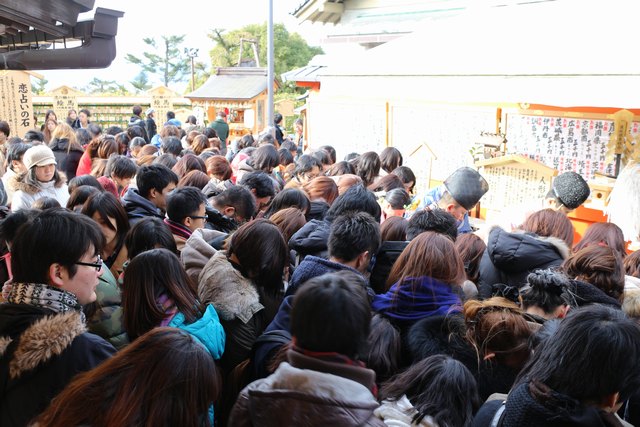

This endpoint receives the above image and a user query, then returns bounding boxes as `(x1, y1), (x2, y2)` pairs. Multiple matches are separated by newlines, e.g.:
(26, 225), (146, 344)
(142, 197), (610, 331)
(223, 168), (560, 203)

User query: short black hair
(292, 273), (371, 359)
(106, 155), (137, 179)
(166, 111), (175, 120)
(326, 184), (381, 223)
(274, 113), (283, 124)
(166, 187), (207, 224)
(294, 155), (322, 178)
(87, 123), (102, 138)
(154, 153), (178, 170)
(136, 164), (179, 199)
(0, 121), (10, 137)
(7, 142), (32, 165)
(263, 188), (310, 218)
(311, 149), (331, 168)
(211, 186), (256, 221)
(251, 144), (279, 172)
(67, 185), (101, 211)
(12, 208), (104, 283)
(129, 136), (147, 150)
(125, 217), (177, 259)
(0, 209), (38, 245)
(239, 171), (275, 199)
(329, 212), (381, 262)
(23, 130), (44, 143)
(105, 125), (124, 136)
(318, 145), (337, 164)
(407, 208), (458, 241)
(162, 136), (183, 156)
(132, 105), (143, 116)
(68, 175), (104, 194)
(278, 148), (294, 166)
(384, 188), (411, 210)
(79, 108), (91, 117)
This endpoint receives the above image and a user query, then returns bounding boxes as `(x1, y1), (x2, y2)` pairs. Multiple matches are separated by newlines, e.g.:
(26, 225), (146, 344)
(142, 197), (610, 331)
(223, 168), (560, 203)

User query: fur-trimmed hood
(478, 226), (570, 298)
(10, 172), (66, 195)
(198, 251), (263, 323)
(0, 310), (85, 379)
(181, 228), (227, 285)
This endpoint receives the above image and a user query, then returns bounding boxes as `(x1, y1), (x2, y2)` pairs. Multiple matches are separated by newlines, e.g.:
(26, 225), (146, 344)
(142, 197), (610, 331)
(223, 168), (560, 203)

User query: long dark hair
(81, 192), (130, 255)
(122, 248), (202, 340)
(379, 355), (480, 427)
(34, 328), (220, 427)
(226, 219), (287, 295)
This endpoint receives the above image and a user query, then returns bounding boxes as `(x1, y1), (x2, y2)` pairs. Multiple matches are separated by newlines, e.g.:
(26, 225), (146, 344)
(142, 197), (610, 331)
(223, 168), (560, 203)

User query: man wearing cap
(145, 108), (157, 140)
(415, 166), (489, 234)
(497, 170), (590, 231)
(544, 171), (590, 213)
(209, 111), (229, 156)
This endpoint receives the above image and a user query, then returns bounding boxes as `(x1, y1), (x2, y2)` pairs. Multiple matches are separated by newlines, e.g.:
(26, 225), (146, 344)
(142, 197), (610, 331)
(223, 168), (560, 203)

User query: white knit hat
(23, 145), (56, 170)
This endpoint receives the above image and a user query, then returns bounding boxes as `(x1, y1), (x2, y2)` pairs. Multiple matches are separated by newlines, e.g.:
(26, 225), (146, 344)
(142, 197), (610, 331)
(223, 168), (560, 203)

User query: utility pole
(267, 0), (274, 131)
(185, 48), (198, 92)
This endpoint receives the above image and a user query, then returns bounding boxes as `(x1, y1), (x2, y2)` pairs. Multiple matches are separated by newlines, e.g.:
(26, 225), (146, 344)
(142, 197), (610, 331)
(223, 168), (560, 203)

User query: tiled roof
(186, 67), (275, 100)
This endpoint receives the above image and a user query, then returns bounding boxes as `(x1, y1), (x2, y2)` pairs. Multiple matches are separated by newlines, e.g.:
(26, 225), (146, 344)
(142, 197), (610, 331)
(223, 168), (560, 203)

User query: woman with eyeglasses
(284, 154), (323, 190)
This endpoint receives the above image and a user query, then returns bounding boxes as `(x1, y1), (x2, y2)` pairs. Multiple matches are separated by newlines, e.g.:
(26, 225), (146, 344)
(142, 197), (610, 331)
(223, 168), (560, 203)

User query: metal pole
(267, 0), (274, 132)
(191, 56), (195, 92)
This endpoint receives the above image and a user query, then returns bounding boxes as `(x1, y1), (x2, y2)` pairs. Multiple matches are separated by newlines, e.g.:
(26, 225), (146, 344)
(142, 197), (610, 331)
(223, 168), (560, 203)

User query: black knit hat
(443, 167), (489, 210)
(552, 172), (590, 210)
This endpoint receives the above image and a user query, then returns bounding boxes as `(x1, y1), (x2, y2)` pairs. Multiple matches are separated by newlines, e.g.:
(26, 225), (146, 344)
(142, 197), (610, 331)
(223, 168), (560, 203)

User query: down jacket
(0, 305), (115, 426)
(10, 175), (69, 211)
(477, 227), (570, 299)
(230, 350), (385, 427)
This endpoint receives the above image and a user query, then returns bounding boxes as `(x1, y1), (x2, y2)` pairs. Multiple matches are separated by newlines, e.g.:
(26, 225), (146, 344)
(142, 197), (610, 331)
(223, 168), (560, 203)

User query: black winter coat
(49, 138), (84, 180)
(370, 240), (408, 294)
(477, 227), (570, 299)
(407, 314), (524, 401)
(0, 304), (115, 426)
(288, 219), (330, 260)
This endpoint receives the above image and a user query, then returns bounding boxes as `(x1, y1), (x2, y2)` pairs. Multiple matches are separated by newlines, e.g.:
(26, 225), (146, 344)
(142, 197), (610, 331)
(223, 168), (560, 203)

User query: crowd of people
(1, 105), (640, 427)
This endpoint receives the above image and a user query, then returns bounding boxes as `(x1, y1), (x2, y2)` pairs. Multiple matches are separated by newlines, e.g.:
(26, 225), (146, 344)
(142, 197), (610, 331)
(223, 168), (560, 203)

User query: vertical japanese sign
(0, 71), (33, 137)
(151, 87), (173, 126)
(53, 87), (78, 121)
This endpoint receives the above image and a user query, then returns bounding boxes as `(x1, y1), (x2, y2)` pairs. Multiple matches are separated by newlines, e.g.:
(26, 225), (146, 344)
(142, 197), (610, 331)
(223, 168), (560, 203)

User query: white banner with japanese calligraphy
(506, 114), (640, 180)
(0, 71), (34, 138)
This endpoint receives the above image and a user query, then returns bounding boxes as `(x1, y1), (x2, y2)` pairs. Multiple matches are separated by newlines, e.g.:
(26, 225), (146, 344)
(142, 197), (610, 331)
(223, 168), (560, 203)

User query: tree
(82, 78), (129, 95)
(208, 23), (323, 79)
(126, 35), (190, 88)
(31, 77), (48, 95)
(130, 71), (152, 93)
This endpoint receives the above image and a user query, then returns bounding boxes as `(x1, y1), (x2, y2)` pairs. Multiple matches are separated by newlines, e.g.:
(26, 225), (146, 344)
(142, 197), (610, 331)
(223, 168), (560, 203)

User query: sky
(41, 0), (322, 93)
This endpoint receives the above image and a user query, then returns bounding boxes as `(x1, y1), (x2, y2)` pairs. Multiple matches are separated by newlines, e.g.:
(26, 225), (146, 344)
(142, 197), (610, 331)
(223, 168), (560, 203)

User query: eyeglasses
(188, 214), (209, 220)
(75, 255), (103, 272)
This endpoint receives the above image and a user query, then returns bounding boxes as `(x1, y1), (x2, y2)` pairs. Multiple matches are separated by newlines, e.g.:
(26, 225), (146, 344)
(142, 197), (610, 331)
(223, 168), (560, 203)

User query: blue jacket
(168, 304), (225, 359)
(415, 185), (472, 233)
(286, 255), (363, 297)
